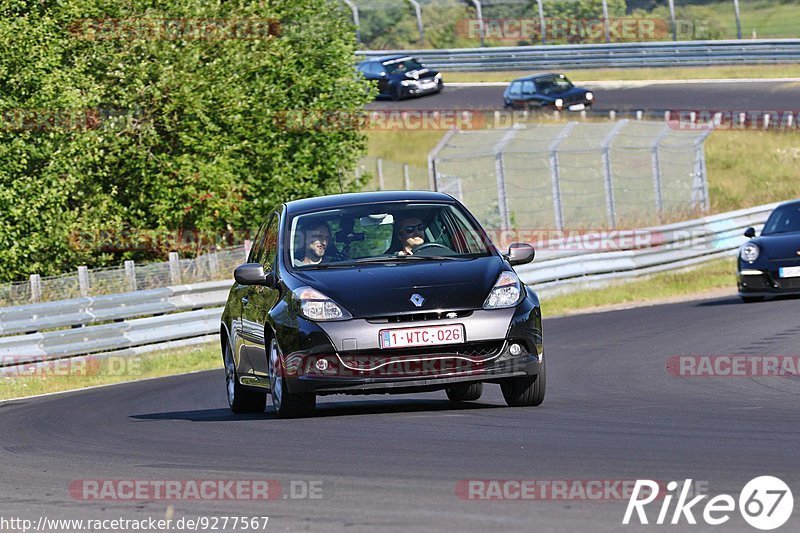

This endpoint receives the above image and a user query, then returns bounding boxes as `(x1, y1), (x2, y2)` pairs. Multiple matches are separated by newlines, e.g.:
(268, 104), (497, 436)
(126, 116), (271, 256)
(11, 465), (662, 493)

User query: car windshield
(762, 204), (800, 235)
(536, 74), (574, 95)
(383, 58), (424, 75)
(287, 202), (493, 269)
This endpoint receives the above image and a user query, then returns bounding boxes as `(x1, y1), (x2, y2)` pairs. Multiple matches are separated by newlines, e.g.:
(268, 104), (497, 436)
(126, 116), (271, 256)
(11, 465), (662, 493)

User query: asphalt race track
(366, 80), (800, 112)
(2, 295), (799, 532)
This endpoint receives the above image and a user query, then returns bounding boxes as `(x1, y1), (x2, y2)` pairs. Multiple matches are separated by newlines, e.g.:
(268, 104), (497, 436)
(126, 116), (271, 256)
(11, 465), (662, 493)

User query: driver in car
(395, 216), (427, 256)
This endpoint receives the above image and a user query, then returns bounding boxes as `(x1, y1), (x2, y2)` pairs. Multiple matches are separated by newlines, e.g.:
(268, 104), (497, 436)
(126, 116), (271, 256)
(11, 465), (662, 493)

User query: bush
(0, 0), (374, 282)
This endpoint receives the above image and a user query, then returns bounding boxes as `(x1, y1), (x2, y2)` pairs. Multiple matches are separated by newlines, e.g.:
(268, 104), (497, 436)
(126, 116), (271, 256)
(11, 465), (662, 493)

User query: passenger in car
(294, 220), (349, 266)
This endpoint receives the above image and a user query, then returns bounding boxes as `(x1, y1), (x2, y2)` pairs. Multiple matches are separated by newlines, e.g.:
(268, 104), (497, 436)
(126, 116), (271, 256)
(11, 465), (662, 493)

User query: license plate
(779, 266), (800, 278)
(379, 324), (465, 349)
(568, 103), (586, 111)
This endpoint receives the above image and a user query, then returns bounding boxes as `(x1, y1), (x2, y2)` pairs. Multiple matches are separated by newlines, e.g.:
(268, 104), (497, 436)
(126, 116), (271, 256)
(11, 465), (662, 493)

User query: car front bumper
(738, 265), (800, 297)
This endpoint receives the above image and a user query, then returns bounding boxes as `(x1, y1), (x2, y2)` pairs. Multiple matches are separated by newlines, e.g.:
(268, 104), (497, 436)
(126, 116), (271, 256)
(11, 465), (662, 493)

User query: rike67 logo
(623, 477), (794, 530)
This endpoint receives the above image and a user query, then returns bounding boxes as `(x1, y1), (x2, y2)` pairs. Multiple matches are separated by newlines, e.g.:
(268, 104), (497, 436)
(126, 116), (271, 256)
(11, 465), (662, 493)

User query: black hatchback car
(220, 191), (545, 418)
(738, 199), (800, 302)
(503, 72), (594, 111)
(357, 55), (443, 100)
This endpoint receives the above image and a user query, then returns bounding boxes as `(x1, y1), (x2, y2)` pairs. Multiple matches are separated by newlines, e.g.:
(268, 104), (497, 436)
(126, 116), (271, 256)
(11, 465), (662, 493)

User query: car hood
(541, 86), (588, 101)
(403, 69), (437, 81)
(752, 233), (800, 260)
(289, 256), (505, 317)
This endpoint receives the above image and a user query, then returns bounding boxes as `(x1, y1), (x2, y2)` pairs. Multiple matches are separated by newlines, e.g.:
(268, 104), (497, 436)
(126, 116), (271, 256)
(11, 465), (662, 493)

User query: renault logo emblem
(410, 294), (425, 307)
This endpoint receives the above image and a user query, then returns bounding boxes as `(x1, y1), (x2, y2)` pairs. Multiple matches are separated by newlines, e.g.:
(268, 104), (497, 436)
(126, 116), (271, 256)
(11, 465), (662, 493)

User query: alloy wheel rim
(224, 348), (235, 405)
(269, 339), (283, 409)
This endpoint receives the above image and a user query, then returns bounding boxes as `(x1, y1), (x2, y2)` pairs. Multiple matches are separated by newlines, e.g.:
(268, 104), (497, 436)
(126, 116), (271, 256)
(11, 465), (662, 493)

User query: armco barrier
(0, 202), (780, 375)
(356, 39), (800, 71)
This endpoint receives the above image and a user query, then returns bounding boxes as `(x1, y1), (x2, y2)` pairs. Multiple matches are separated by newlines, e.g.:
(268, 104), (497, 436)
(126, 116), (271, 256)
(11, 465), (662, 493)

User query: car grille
(337, 341), (505, 372)
(366, 310), (473, 324)
(772, 276), (800, 289)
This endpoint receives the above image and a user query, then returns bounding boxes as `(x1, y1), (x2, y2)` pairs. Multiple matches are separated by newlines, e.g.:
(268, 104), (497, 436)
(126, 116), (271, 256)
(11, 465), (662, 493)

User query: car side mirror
(507, 242), (535, 266)
(234, 263), (275, 287)
(744, 227), (756, 238)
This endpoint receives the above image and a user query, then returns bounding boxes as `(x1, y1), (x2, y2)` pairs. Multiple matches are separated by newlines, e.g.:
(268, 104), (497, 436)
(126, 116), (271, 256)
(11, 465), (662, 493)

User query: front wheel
(446, 382), (483, 403)
(269, 338), (316, 419)
(500, 356), (546, 407)
(224, 342), (266, 414)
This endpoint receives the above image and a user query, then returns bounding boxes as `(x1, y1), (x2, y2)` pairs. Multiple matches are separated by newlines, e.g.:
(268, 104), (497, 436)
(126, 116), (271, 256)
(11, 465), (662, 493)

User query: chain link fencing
(343, 0), (800, 49)
(430, 119), (711, 231)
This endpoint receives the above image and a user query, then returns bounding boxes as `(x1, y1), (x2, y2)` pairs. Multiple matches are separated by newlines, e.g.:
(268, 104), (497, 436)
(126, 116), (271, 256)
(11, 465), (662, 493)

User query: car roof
(285, 191), (454, 215)
(509, 72), (565, 82)
(360, 55), (415, 65)
(775, 199), (800, 210)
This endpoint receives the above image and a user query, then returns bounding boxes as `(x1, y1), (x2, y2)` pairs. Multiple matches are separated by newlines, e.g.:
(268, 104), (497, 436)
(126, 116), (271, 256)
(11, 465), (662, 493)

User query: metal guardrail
(0, 202), (779, 374)
(356, 39), (800, 70)
(518, 202), (779, 293)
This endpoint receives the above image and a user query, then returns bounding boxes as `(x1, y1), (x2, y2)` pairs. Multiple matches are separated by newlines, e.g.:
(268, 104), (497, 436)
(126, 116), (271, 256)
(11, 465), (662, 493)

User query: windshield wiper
(352, 255), (462, 264)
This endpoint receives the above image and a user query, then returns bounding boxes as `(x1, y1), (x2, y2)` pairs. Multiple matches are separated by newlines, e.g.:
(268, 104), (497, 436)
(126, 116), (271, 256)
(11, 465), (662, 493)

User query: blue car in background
(503, 72), (594, 111)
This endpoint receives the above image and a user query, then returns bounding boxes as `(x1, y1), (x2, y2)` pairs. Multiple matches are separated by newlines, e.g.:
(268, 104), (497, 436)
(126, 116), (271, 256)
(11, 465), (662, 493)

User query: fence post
(548, 122), (578, 231)
(468, 1), (485, 47)
(536, 0), (546, 44)
(427, 128), (457, 191)
(694, 131), (713, 212)
(208, 250), (219, 276)
(650, 125), (670, 220)
(668, 0), (677, 41)
(601, 0), (611, 43)
(377, 158), (385, 190)
(78, 266), (89, 297)
(407, 0), (424, 44)
(168, 252), (181, 285)
(244, 239), (252, 261)
(342, 0), (361, 45)
(732, 0), (742, 39)
(30, 274), (41, 303)
(124, 260), (137, 292)
(600, 120), (628, 228)
(403, 163), (411, 190)
(493, 126), (521, 231)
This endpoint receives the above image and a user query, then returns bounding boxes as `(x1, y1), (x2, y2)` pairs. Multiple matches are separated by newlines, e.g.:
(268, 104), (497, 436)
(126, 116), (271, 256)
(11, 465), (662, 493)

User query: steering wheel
(412, 243), (453, 255)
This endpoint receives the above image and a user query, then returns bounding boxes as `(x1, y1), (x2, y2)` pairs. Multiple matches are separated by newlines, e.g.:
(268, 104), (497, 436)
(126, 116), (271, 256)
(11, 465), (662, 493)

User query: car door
(520, 79), (539, 107)
(230, 222), (267, 375)
(506, 81), (523, 107)
(240, 212), (281, 377)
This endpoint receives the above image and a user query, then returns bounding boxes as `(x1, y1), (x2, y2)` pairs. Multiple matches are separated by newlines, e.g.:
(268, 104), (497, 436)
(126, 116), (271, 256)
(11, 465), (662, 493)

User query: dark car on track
(503, 72), (594, 111)
(357, 55), (443, 100)
(220, 191), (545, 418)
(738, 199), (800, 302)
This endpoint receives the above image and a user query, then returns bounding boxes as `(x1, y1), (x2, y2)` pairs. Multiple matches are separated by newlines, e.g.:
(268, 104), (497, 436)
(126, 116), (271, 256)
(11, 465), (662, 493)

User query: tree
(0, 0), (374, 281)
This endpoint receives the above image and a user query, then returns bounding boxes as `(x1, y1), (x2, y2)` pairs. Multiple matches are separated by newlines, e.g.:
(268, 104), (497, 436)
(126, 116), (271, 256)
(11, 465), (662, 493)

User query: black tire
(435, 79), (443, 93)
(223, 342), (267, 414)
(446, 382), (483, 403)
(741, 296), (765, 303)
(269, 338), (316, 419)
(501, 356), (546, 407)
(391, 85), (403, 101)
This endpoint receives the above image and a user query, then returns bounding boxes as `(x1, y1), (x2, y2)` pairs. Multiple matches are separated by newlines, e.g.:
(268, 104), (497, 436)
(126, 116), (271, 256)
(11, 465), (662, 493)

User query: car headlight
(554, 98), (564, 108)
(434, 73), (442, 80)
(740, 243), (760, 262)
(483, 271), (522, 309)
(401, 80), (418, 87)
(585, 91), (594, 101)
(293, 286), (352, 321)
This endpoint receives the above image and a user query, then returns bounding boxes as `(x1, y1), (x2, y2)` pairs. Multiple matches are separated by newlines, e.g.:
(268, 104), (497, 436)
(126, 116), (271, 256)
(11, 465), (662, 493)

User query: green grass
(708, 0), (800, 39)
(444, 64), (800, 83)
(0, 342), (220, 401)
(542, 257), (737, 317)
